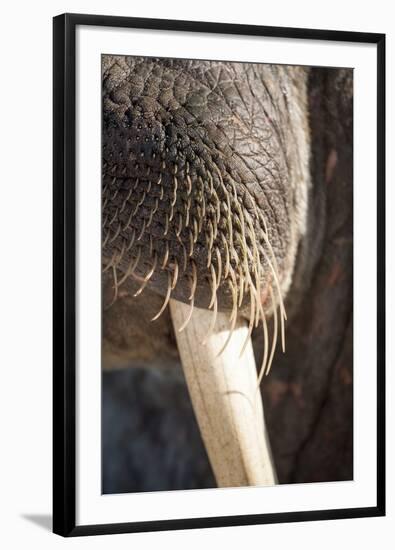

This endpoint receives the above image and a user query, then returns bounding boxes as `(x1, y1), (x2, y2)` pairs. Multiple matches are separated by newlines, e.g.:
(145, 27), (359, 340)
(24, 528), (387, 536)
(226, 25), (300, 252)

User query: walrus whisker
(188, 229), (194, 257)
(259, 212), (287, 324)
(137, 190), (146, 209)
(189, 260), (197, 301)
(131, 199), (140, 217)
(212, 212), (218, 241)
(195, 204), (202, 231)
(136, 218), (146, 241)
(119, 193), (130, 216)
(208, 264), (217, 309)
(170, 258), (179, 290)
(238, 269), (245, 308)
(235, 203), (247, 246)
(220, 234), (230, 279)
(186, 173), (192, 196)
(239, 286), (256, 358)
(207, 171), (214, 195)
(257, 236), (286, 352)
(176, 212), (183, 237)
(214, 191), (221, 225)
(113, 240), (126, 269)
(259, 304), (269, 380)
(177, 235), (188, 272)
(185, 196), (191, 227)
(133, 253), (157, 297)
(245, 214), (263, 323)
(122, 204), (134, 232)
(103, 250), (117, 273)
(206, 243), (212, 269)
(110, 188), (119, 202)
(125, 228), (136, 252)
(171, 175), (178, 207)
(198, 176), (206, 219)
(102, 230), (110, 249)
(250, 284), (270, 385)
(169, 201), (175, 222)
(193, 217), (199, 244)
(117, 246), (141, 287)
(227, 265), (238, 320)
(146, 198), (158, 228)
(105, 264), (118, 309)
(108, 208), (119, 226)
(225, 198), (233, 251)
(208, 219), (214, 254)
(178, 291), (194, 332)
(151, 271), (172, 321)
(215, 247), (222, 289)
(161, 241), (169, 269)
(264, 286), (279, 376)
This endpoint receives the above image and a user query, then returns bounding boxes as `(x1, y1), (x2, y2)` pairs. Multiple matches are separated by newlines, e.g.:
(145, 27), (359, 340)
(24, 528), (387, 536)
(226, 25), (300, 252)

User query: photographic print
(53, 14), (385, 535)
(101, 55), (353, 493)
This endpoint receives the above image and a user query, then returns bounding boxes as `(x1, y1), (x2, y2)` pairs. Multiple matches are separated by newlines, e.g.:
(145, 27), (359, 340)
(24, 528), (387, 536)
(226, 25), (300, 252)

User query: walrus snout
(102, 57), (310, 329)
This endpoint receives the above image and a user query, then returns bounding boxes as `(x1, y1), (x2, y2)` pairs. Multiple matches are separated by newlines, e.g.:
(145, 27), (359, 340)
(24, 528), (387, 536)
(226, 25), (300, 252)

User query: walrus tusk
(170, 300), (277, 488)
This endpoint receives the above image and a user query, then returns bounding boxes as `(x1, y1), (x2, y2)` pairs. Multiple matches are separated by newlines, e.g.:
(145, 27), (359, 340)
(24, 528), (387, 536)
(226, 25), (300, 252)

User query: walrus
(101, 56), (353, 492)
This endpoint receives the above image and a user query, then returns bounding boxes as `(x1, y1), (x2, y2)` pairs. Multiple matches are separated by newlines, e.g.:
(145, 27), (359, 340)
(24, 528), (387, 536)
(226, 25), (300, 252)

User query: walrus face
(102, 56), (310, 329)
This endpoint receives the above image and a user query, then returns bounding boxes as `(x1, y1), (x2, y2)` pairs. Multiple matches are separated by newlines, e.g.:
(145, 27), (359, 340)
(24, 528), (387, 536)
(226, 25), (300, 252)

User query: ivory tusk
(170, 300), (277, 488)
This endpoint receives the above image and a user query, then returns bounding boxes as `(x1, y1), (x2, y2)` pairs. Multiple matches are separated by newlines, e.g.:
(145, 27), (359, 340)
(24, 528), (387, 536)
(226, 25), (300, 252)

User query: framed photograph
(53, 13), (385, 536)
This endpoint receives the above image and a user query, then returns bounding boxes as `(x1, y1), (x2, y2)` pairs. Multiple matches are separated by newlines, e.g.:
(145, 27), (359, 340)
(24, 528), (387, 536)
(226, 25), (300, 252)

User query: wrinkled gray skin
(102, 57), (353, 491)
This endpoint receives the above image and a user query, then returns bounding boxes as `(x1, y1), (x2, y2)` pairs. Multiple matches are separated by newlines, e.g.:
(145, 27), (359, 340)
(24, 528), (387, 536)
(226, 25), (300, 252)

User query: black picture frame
(53, 12), (386, 537)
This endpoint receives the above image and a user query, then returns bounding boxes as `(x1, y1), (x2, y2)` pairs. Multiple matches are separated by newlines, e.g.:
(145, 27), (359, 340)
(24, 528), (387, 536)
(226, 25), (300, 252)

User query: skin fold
(102, 56), (353, 488)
